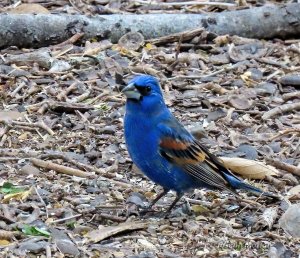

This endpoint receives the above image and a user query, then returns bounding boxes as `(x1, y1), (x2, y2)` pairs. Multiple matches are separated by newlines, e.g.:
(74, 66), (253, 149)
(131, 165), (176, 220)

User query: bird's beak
(121, 83), (141, 100)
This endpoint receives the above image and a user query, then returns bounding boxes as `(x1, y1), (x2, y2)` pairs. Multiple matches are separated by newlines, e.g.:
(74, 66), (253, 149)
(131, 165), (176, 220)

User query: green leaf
(22, 225), (51, 237)
(1, 182), (26, 194)
(66, 221), (76, 229)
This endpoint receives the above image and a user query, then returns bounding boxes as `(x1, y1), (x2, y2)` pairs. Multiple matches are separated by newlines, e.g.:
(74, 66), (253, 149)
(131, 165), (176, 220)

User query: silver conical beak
(121, 83), (141, 100)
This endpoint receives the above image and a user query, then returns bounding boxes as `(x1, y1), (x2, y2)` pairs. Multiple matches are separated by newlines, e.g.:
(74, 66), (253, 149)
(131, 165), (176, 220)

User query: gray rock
(279, 203), (300, 237)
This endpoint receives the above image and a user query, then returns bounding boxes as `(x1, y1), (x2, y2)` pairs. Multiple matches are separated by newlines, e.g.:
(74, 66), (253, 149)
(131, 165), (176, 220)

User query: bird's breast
(124, 113), (159, 162)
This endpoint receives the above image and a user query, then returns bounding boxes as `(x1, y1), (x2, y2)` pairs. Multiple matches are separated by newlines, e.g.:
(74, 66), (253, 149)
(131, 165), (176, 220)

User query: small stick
(0, 134), (8, 147)
(34, 155), (131, 188)
(69, 90), (91, 103)
(38, 121), (55, 136)
(262, 102), (300, 120)
(148, 27), (205, 45)
(266, 69), (281, 81)
(24, 114), (44, 139)
(34, 186), (49, 218)
(11, 81), (26, 97)
(57, 82), (78, 101)
(265, 158), (300, 177)
(50, 32), (84, 50)
(265, 231), (290, 241)
(255, 57), (289, 70)
(31, 158), (95, 178)
(0, 125), (10, 146)
(265, 175), (285, 190)
(269, 128), (300, 141)
(10, 120), (55, 136)
(129, 65), (161, 77)
(37, 103), (49, 115)
(282, 91), (300, 101)
(169, 61), (245, 80)
(48, 214), (82, 224)
(96, 212), (126, 223)
(287, 45), (300, 54)
(39, 153), (106, 175)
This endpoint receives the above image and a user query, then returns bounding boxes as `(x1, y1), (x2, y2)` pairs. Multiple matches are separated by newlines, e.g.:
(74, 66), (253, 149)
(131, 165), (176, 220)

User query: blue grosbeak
(122, 75), (276, 213)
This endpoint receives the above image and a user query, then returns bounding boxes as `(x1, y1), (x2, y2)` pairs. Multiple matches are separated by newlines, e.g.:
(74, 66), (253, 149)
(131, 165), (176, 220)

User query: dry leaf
(2, 188), (32, 203)
(85, 221), (148, 243)
(8, 4), (49, 14)
(220, 157), (279, 179)
(228, 95), (252, 110)
(118, 32), (144, 51)
(0, 239), (11, 246)
(191, 205), (210, 214)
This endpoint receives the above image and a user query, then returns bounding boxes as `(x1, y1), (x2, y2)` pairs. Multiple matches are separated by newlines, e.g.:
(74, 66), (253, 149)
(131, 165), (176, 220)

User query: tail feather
(223, 173), (279, 199)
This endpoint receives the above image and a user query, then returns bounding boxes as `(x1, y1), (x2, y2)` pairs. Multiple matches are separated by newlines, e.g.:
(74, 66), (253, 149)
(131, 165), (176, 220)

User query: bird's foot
(138, 206), (156, 216)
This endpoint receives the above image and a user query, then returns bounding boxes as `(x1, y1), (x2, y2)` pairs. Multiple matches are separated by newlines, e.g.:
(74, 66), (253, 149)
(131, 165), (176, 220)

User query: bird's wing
(157, 119), (232, 190)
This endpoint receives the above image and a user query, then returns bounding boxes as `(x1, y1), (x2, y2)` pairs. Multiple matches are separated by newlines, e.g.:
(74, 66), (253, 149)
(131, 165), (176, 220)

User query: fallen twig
(265, 158), (300, 177)
(282, 91), (300, 101)
(96, 212), (126, 223)
(31, 158), (96, 178)
(50, 32), (84, 50)
(37, 154), (132, 188)
(148, 27), (205, 45)
(265, 175), (285, 190)
(48, 214), (82, 224)
(5, 120), (55, 136)
(262, 102), (300, 120)
(269, 128), (300, 141)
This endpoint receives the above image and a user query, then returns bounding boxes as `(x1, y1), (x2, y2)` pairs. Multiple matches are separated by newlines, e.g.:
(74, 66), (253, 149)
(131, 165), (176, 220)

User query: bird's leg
(139, 189), (169, 215)
(164, 193), (184, 216)
(148, 188), (169, 209)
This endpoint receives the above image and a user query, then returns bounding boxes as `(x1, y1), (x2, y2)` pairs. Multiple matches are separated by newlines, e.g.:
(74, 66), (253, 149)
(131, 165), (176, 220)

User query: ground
(0, 0), (299, 257)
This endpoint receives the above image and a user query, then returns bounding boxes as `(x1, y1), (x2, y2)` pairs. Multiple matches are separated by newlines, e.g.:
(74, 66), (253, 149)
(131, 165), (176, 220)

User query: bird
(122, 74), (277, 214)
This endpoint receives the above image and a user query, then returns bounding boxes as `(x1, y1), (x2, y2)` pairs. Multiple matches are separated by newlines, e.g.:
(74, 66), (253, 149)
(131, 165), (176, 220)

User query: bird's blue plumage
(123, 75), (276, 207)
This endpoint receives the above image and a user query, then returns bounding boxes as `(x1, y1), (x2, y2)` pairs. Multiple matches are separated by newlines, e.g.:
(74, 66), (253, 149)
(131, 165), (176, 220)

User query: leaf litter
(0, 0), (299, 257)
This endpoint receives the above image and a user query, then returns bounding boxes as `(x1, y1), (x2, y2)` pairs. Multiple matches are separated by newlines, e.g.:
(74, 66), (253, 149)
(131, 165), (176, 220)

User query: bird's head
(122, 75), (166, 114)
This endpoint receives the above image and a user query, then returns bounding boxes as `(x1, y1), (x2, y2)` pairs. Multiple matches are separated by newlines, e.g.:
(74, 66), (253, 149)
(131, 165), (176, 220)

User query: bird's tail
(223, 172), (279, 199)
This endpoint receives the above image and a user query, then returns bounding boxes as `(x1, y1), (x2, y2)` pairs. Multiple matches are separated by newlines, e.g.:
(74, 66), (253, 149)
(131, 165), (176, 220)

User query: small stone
(20, 164), (40, 175)
(279, 203), (300, 237)
(19, 241), (48, 254)
(256, 82), (277, 95)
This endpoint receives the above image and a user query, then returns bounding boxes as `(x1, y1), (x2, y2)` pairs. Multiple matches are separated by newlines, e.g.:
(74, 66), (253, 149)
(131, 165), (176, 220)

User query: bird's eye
(135, 85), (152, 96)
